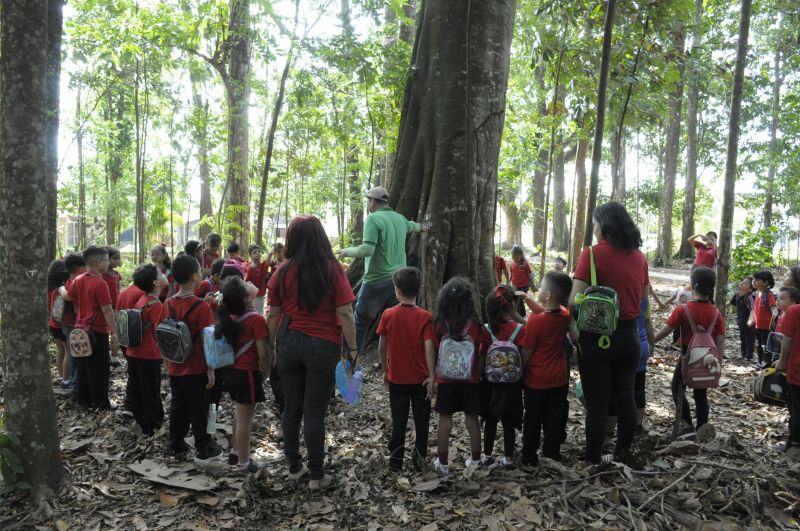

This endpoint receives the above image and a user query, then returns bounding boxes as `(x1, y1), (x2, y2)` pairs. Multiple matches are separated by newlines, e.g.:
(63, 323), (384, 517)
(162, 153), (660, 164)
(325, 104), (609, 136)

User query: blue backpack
(202, 311), (260, 370)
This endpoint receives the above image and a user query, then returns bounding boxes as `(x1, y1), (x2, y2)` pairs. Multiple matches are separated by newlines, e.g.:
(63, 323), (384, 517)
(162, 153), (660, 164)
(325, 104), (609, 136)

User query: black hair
(206, 233), (222, 247)
(780, 287), (800, 305)
(227, 242), (240, 254)
(740, 276), (753, 289)
(64, 252), (86, 275)
(593, 201), (642, 250)
(172, 254), (200, 284)
(690, 266), (716, 301)
(788, 265), (800, 289)
(543, 271), (573, 306)
(555, 256), (567, 266)
(184, 239), (201, 258)
(132, 263), (159, 293)
(706, 231), (717, 239)
(220, 264), (244, 280)
(511, 245), (525, 260)
(753, 269), (775, 289)
(434, 277), (480, 340)
(272, 242), (285, 251)
(485, 285), (516, 333)
(83, 245), (109, 264)
(248, 244), (261, 256)
(47, 259), (70, 291)
(392, 267), (422, 299)
(215, 277), (248, 345)
(151, 245), (172, 271)
(211, 258), (226, 277)
(105, 246), (120, 259)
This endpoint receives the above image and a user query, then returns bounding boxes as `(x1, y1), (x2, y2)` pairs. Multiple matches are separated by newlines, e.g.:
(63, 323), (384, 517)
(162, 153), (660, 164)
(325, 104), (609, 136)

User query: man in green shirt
(340, 186), (426, 357)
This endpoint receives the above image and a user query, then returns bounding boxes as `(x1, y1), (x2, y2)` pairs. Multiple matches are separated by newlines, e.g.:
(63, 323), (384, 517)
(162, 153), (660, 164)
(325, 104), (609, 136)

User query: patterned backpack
(436, 322), (475, 381)
(575, 247), (619, 349)
(117, 300), (158, 348)
(680, 304), (722, 389)
(483, 323), (523, 383)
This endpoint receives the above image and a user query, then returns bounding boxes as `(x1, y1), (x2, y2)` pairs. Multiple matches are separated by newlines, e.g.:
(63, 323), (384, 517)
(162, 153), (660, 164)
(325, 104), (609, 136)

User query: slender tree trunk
(552, 145), (568, 251)
(347, 146), (364, 243)
(76, 86), (87, 249)
(46, 0), (64, 261)
(389, 0), (517, 308)
(571, 134), (588, 269)
(678, 0), (704, 259)
(400, 0), (416, 43)
(134, 60), (143, 260)
(0, 0), (65, 499)
(656, 27), (686, 265)
(715, 0), (752, 313)
(532, 65), (547, 249)
(191, 74), (213, 240)
(500, 192), (523, 246)
(764, 14), (783, 231)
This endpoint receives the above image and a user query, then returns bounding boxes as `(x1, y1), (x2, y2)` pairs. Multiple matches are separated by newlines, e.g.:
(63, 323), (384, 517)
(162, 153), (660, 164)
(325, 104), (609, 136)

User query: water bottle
(207, 404), (217, 434)
(345, 367), (364, 405)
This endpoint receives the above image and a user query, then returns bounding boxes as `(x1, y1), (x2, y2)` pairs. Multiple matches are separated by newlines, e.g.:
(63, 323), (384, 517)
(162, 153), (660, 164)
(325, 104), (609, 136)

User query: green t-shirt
(352, 208), (421, 284)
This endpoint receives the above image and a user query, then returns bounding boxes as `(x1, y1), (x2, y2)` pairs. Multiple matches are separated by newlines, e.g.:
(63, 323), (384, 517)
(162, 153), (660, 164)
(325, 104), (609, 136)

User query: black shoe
(388, 461), (402, 473)
(239, 460), (267, 474)
(411, 449), (426, 472)
(227, 453), (238, 466)
(520, 455), (538, 467)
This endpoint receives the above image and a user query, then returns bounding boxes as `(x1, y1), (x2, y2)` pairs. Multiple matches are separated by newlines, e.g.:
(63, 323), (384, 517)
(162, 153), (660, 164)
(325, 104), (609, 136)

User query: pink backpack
(680, 304), (722, 389)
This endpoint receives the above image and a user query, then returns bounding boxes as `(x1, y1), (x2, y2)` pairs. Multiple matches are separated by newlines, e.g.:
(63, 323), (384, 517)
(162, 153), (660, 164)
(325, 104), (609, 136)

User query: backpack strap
(707, 309), (719, 334)
(509, 323), (523, 342)
(484, 323), (497, 342)
(681, 303), (698, 335)
(232, 310), (260, 360)
(589, 246), (597, 287)
(138, 299), (159, 331)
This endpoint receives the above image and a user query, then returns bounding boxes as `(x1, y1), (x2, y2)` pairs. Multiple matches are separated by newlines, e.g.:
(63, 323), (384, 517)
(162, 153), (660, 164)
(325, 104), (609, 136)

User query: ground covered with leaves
(2, 281), (800, 530)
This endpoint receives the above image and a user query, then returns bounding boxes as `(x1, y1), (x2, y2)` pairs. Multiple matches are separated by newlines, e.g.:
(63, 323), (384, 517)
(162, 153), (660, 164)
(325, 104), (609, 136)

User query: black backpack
(117, 300), (159, 348)
(156, 299), (204, 363)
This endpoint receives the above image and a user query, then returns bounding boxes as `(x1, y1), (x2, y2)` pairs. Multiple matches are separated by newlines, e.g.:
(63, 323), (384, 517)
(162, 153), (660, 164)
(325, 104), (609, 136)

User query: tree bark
(763, 14), (783, 231)
(571, 134), (588, 269)
(656, 27), (686, 265)
(678, 0), (704, 259)
(389, 0), (516, 309)
(77, 86), (87, 249)
(191, 73), (213, 240)
(552, 144), (568, 251)
(46, 0), (64, 261)
(715, 0), (752, 313)
(532, 64), (547, 249)
(0, 0), (65, 499)
(500, 189), (523, 246)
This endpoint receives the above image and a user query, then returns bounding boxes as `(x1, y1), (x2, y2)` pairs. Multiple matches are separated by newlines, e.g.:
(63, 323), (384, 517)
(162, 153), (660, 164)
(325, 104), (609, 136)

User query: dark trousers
(389, 383), (431, 465)
(127, 357), (164, 435)
(755, 329), (771, 366)
(270, 363), (285, 415)
(788, 383), (800, 446)
(169, 374), (215, 457)
(608, 371), (646, 415)
(484, 415), (516, 458)
(671, 362), (709, 428)
(75, 332), (111, 410)
(278, 327), (340, 480)
(354, 279), (398, 357)
(522, 385), (568, 460)
(737, 320), (755, 360)
(578, 323), (639, 464)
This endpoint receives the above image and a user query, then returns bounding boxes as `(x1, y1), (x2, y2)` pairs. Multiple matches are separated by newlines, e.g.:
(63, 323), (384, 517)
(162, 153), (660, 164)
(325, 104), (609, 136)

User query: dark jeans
(355, 279), (398, 357)
(389, 383), (431, 466)
(789, 383), (800, 446)
(169, 374), (215, 457)
(737, 320), (755, 360)
(522, 385), (568, 460)
(75, 332), (111, 410)
(128, 357), (164, 435)
(270, 363), (285, 415)
(608, 371), (647, 415)
(671, 361), (709, 428)
(278, 326), (340, 480)
(578, 322), (639, 464)
(755, 329), (771, 366)
(484, 415), (516, 458)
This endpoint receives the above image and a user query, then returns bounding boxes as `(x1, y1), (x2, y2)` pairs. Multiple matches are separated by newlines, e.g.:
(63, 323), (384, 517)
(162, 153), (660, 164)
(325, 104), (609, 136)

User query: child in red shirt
(195, 258), (224, 302)
(655, 267), (725, 433)
(775, 302), (800, 457)
(775, 288), (800, 334)
(495, 255), (509, 284)
(200, 233), (222, 278)
(245, 244), (269, 315)
(519, 272), (573, 465)
(749, 269), (777, 368)
(377, 267), (435, 473)
(61, 253), (86, 393)
(47, 259), (70, 386)
(150, 245), (174, 302)
(510, 245), (536, 317)
(103, 246), (122, 309)
(265, 242), (285, 284)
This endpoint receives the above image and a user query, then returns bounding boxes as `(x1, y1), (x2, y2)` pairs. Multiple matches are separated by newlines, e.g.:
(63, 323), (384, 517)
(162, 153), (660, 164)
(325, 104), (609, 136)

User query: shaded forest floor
(2, 282), (800, 530)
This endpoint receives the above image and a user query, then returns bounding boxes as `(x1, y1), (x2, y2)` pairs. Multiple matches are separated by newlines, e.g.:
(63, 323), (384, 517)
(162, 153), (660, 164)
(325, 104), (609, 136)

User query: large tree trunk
(715, 0), (752, 313)
(678, 0), (704, 259)
(389, 0), (516, 309)
(763, 14), (783, 231)
(46, 0), (64, 261)
(191, 74), (213, 240)
(552, 144), (569, 251)
(500, 190), (523, 246)
(571, 134), (588, 269)
(656, 27), (686, 265)
(531, 65), (547, 249)
(0, 0), (65, 499)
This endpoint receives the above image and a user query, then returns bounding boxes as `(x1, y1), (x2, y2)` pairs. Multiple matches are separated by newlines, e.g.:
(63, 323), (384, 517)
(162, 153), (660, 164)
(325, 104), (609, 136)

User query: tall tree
(763, 13), (784, 230)
(190, 70), (213, 240)
(46, 0), (65, 261)
(715, 0), (752, 312)
(390, 0), (517, 308)
(0, 0), (65, 499)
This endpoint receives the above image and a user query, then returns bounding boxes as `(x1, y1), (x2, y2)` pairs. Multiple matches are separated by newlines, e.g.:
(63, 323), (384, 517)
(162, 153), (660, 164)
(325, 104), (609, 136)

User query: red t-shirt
(245, 261), (269, 297)
(574, 241), (649, 321)
(666, 301), (725, 346)
(510, 260), (532, 289)
(162, 295), (214, 376)
(230, 312), (269, 371)
(126, 294), (163, 360)
(433, 320), (490, 384)
(781, 305), (800, 385)
(495, 256), (508, 283)
(377, 304), (434, 384)
(61, 277), (77, 327)
(267, 261), (355, 345)
(776, 310), (789, 334)
(117, 285), (144, 311)
(68, 271), (113, 334)
(754, 290), (776, 330)
(194, 278), (218, 300)
(102, 270), (121, 309)
(692, 241), (716, 268)
(200, 251), (220, 275)
(519, 307), (570, 389)
(48, 289), (62, 329)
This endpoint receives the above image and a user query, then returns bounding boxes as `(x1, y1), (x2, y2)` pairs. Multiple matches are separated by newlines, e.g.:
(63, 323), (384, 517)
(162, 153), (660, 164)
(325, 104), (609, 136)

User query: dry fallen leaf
(55, 520), (69, 531)
(159, 493), (180, 507)
(196, 496), (219, 507)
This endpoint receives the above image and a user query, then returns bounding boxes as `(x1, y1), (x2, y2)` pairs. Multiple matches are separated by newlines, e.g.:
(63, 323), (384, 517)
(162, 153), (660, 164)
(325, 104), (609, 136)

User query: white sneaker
(498, 456), (514, 470)
(432, 457), (449, 476)
(464, 457), (482, 468)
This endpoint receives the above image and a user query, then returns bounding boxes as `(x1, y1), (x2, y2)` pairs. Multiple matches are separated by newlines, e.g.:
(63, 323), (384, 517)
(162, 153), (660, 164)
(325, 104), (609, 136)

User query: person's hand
(514, 290), (528, 299)
(420, 222), (431, 232)
(338, 249), (348, 260)
(206, 368), (215, 389)
(423, 377), (435, 399)
(747, 320), (754, 328)
(383, 376), (390, 390)
(259, 356), (270, 378)
(110, 334), (120, 356)
(776, 359), (787, 372)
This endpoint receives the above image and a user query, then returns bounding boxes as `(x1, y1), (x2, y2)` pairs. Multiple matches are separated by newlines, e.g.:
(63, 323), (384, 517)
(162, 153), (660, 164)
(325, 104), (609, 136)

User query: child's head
(132, 263), (160, 295)
(778, 287), (800, 310)
(227, 242), (241, 258)
(221, 259), (246, 280)
(753, 269), (775, 290)
(172, 254), (201, 285)
(435, 276), (479, 331)
(106, 246), (121, 269)
(739, 276), (753, 292)
(150, 245), (172, 270)
(216, 277), (249, 344)
(392, 267), (422, 300)
(705, 231), (718, 245)
(511, 245), (524, 262)
(47, 259), (69, 291)
(485, 285), (516, 332)
(554, 257), (567, 271)
(244, 281), (258, 306)
(271, 242), (285, 260)
(211, 258), (226, 280)
(64, 252), (86, 276)
(205, 233), (222, 254)
(248, 244), (262, 262)
(537, 271), (572, 307)
(184, 239), (202, 260)
(690, 266), (716, 301)
(83, 245), (109, 273)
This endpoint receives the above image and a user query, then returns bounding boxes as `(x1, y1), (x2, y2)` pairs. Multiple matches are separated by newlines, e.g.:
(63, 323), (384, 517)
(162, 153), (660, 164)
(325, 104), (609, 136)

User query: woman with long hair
(267, 215), (357, 490)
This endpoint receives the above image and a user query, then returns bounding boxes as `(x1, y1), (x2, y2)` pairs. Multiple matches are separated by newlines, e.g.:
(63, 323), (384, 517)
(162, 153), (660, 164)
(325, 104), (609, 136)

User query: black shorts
(219, 368), (265, 405)
(50, 326), (66, 341)
(435, 382), (480, 415)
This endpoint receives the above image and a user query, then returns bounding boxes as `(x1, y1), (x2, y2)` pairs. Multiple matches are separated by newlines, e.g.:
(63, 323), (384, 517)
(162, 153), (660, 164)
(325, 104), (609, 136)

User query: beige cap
(366, 186), (390, 202)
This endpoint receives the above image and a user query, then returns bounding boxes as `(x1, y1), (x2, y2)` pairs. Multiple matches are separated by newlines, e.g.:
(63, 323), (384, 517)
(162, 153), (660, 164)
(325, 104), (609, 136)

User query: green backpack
(575, 247), (619, 349)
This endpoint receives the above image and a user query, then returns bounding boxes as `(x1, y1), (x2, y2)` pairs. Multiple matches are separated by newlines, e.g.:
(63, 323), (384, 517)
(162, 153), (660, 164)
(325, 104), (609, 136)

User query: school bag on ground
(202, 311), (259, 369)
(436, 322), (475, 381)
(156, 299), (204, 363)
(753, 368), (788, 407)
(51, 295), (64, 323)
(117, 300), (159, 348)
(680, 304), (722, 389)
(483, 323), (523, 383)
(575, 247), (619, 349)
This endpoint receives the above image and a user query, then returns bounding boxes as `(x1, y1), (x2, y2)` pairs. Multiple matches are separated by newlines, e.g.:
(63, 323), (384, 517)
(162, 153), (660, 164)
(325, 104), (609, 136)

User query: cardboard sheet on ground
(128, 459), (218, 491)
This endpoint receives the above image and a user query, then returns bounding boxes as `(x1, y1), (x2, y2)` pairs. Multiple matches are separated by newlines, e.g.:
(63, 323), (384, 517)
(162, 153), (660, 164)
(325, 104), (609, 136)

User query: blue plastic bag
(335, 359), (363, 406)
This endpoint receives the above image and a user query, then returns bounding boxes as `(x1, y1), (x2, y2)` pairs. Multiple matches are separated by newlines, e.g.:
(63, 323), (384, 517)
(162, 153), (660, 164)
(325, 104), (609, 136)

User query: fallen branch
(636, 465), (696, 511)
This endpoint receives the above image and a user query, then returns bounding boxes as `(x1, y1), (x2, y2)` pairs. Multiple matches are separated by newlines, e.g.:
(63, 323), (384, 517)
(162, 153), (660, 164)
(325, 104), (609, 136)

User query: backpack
(680, 303), (722, 389)
(436, 322), (475, 381)
(117, 300), (158, 348)
(575, 247), (619, 349)
(753, 367), (788, 407)
(68, 328), (93, 358)
(202, 311), (259, 370)
(483, 323), (523, 383)
(156, 299), (204, 363)
(51, 295), (64, 323)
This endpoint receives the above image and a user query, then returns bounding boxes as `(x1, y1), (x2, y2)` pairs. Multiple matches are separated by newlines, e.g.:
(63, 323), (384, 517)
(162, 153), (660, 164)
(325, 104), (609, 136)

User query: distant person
(200, 233), (222, 277)
(687, 231), (717, 270)
(227, 242), (245, 263)
(749, 269), (778, 369)
(730, 276), (755, 361)
(47, 259), (70, 387)
(495, 254), (510, 284)
(150, 244), (174, 302)
(184, 240), (202, 262)
(510, 245), (535, 317)
(246, 245), (268, 315)
(553, 257), (567, 273)
(339, 186), (427, 357)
